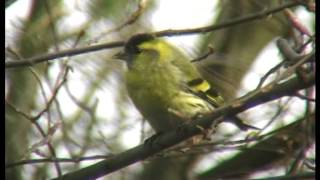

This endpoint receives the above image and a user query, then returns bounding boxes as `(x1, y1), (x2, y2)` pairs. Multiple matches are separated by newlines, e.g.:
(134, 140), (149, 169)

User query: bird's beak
(112, 51), (128, 61)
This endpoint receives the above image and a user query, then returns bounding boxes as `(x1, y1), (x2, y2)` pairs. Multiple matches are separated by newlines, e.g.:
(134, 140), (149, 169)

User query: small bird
(114, 34), (257, 137)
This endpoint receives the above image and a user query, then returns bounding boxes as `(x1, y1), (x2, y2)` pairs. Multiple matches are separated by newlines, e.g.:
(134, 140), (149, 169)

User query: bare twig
(89, 0), (147, 43)
(191, 45), (214, 62)
(5, 1), (301, 68)
(256, 61), (284, 90)
(294, 92), (315, 102)
(256, 37), (314, 90)
(6, 155), (113, 168)
(154, 2), (300, 37)
(266, 51), (314, 89)
(5, 100), (33, 120)
(303, 159), (315, 171)
(32, 67), (69, 120)
(6, 99), (63, 178)
(259, 97), (292, 132)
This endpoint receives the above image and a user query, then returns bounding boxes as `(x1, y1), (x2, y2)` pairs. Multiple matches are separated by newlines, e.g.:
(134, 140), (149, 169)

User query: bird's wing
(186, 78), (225, 108)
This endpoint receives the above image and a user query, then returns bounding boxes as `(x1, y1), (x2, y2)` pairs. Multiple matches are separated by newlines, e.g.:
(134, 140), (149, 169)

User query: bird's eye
(125, 45), (142, 54)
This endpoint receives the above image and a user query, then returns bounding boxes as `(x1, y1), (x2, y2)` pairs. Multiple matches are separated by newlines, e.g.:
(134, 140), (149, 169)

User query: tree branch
(5, 1), (301, 69)
(51, 68), (314, 180)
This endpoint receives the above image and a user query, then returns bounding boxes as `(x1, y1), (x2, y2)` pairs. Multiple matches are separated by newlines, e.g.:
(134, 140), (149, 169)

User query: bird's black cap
(113, 34), (156, 63)
(125, 34), (156, 54)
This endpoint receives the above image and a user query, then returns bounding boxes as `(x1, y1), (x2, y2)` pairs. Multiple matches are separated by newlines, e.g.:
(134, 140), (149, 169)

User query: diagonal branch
(51, 68), (314, 180)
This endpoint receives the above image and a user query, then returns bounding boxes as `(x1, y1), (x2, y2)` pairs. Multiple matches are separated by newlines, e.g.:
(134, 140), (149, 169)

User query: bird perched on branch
(114, 34), (258, 140)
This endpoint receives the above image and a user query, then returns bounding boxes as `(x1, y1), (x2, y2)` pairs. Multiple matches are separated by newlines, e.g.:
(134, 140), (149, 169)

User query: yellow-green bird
(114, 34), (257, 134)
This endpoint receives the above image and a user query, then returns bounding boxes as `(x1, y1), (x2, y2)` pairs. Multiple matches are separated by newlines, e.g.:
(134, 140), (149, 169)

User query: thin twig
(89, 0), (147, 43)
(191, 45), (214, 62)
(255, 61), (284, 90)
(6, 155), (113, 168)
(259, 97), (292, 132)
(294, 92), (315, 102)
(32, 68), (69, 120)
(5, 1), (301, 68)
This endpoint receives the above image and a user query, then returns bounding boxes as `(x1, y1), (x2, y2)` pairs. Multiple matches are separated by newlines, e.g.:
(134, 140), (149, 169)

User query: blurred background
(5, 0), (315, 179)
